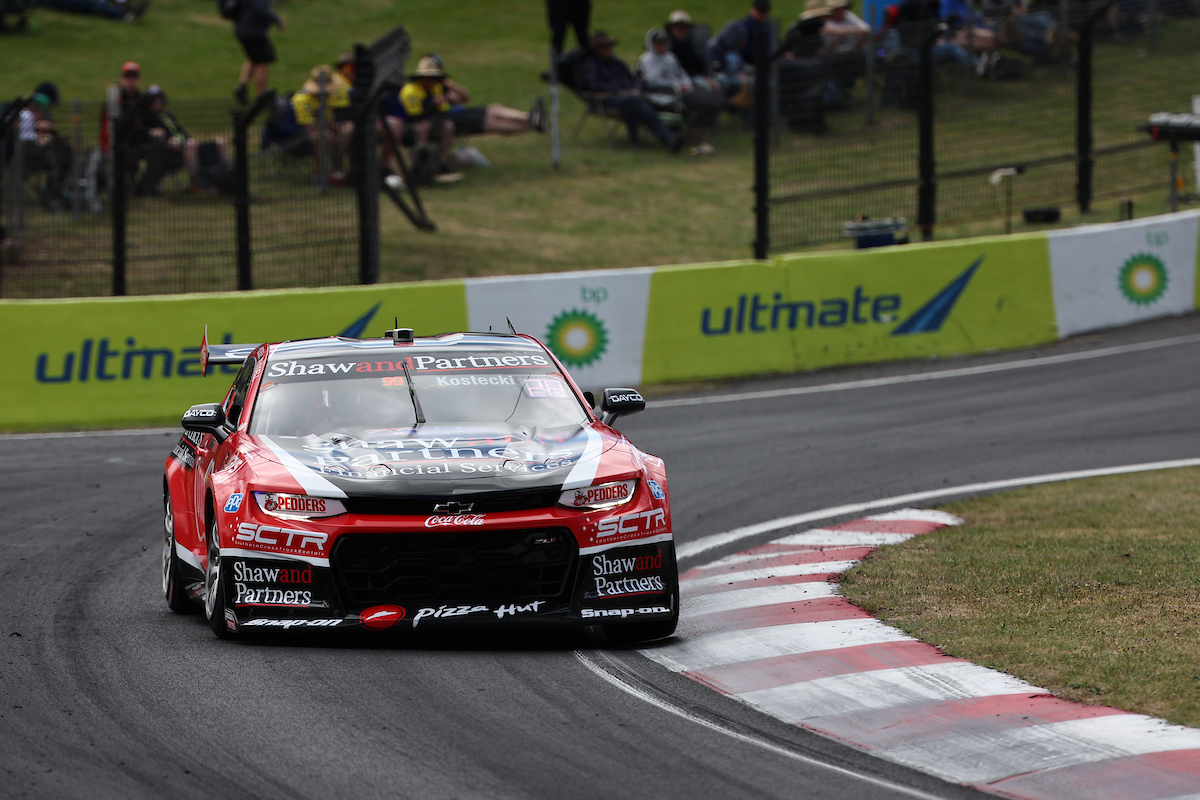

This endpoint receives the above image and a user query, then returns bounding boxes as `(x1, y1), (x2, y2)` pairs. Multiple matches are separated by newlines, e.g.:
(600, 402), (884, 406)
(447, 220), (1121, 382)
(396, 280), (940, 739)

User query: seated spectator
(38, 0), (146, 22)
(143, 85), (232, 195)
(637, 27), (730, 134)
(291, 64), (353, 185)
(666, 9), (751, 104)
(707, 0), (772, 77)
(438, 63), (547, 137)
(398, 55), (464, 184)
(983, 0), (1064, 63)
(17, 92), (72, 210)
(577, 31), (682, 152)
(99, 62), (175, 196)
(780, 5), (836, 132)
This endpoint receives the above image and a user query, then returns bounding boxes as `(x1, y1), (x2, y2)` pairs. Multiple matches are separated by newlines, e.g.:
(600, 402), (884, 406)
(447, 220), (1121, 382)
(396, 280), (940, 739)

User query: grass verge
(841, 467), (1200, 728)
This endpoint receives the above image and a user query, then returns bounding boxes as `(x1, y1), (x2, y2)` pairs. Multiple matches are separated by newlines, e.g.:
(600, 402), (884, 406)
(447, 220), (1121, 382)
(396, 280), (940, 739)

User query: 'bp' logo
(1118, 253), (1168, 306)
(545, 309), (609, 368)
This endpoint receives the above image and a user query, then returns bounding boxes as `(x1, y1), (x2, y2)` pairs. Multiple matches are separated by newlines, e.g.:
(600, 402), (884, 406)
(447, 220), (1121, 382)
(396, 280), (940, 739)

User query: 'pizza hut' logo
(359, 605), (406, 630)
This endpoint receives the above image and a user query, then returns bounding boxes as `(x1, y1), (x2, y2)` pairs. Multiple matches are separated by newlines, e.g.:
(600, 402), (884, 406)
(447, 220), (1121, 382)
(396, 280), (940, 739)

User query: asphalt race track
(2, 313), (1197, 800)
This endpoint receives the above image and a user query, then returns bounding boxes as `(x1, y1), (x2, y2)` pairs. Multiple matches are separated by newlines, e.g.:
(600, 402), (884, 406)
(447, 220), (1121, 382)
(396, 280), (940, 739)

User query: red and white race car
(162, 327), (678, 641)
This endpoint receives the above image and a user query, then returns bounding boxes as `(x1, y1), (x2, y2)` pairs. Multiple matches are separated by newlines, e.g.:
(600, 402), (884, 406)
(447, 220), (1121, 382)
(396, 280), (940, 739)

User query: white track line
(677, 458), (1200, 561)
(574, 650), (949, 800)
(651, 332), (1200, 410)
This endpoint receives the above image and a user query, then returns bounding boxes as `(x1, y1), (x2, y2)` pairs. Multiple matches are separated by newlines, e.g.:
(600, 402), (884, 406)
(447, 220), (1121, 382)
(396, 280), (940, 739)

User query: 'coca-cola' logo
(425, 514), (487, 528)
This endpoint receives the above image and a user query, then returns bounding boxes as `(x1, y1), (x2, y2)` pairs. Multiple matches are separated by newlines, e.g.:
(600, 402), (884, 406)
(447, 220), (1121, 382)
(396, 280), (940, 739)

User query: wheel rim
(161, 493), (174, 597)
(204, 517), (221, 620)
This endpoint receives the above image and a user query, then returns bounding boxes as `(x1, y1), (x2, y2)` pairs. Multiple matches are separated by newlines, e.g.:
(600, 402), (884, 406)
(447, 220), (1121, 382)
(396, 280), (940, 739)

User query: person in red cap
(100, 62), (143, 154)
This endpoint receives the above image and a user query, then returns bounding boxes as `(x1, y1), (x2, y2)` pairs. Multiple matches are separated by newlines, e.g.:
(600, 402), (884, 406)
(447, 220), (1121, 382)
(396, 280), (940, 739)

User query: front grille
(331, 528), (576, 608)
(341, 488), (561, 516)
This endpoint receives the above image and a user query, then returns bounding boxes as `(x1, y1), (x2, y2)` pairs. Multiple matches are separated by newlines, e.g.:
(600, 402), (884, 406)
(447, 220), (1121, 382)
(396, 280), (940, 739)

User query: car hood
(246, 423), (620, 497)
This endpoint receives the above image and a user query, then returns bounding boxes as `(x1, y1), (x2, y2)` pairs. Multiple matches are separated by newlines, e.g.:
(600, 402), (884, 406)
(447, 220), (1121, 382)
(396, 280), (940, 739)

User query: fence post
(71, 100), (83, 219)
(316, 71), (329, 193)
(352, 43), (380, 285)
(753, 26), (771, 260)
(111, 105), (127, 296)
(1076, 14), (1097, 213)
(232, 108), (252, 291)
(917, 28), (938, 242)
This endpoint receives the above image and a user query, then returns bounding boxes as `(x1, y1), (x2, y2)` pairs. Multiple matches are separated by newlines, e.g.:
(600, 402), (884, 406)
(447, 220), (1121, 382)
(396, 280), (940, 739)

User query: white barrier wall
(1048, 211), (1199, 338)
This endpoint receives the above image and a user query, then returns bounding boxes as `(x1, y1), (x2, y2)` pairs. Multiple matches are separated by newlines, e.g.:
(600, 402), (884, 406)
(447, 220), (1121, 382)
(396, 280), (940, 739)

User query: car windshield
(248, 350), (589, 437)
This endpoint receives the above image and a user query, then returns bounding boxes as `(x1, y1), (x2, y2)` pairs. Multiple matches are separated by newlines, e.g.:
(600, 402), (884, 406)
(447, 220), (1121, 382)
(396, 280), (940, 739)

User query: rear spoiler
(200, 326), (261, 377)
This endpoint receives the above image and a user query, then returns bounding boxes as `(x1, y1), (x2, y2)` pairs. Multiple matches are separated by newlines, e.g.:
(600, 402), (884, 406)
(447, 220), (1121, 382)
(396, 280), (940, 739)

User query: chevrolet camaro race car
(162, 327), (678, 642)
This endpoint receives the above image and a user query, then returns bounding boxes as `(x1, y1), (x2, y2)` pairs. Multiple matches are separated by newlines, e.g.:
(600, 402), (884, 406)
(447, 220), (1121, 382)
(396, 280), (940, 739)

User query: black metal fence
(756, 0), (1199, 254)
(0, 28), (422, 299)
(0, 95), (367, 298)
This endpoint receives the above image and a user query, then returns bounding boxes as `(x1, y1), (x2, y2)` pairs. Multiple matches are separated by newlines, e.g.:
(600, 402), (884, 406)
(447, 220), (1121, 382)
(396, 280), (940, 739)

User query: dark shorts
(448, 106), (487, 136)
(238, 35), (276, 65)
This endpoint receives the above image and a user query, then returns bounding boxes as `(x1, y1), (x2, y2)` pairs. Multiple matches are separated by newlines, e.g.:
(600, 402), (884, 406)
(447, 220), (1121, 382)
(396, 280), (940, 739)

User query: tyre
(162, 489), (200, 614)
(204, 513), (237, 639)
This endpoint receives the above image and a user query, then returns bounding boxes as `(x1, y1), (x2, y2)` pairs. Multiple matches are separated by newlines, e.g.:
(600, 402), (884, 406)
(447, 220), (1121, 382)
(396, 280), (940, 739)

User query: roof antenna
(506, 316), (518, 335)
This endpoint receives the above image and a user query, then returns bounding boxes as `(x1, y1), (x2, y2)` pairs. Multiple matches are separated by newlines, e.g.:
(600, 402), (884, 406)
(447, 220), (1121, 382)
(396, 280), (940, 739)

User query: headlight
(559, 480), (637, 510)
(253, 492), (346, 519)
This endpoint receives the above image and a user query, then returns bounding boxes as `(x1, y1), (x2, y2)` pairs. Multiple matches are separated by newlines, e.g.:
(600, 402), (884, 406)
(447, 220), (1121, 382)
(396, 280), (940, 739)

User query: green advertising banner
(0, 282), (467, 431)
(642, 236), (1058, 384)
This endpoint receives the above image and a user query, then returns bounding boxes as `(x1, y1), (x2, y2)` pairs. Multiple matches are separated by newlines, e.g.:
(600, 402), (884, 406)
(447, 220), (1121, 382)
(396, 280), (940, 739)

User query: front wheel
(204, 513), (236, 638)
(162, 489), (199, 614)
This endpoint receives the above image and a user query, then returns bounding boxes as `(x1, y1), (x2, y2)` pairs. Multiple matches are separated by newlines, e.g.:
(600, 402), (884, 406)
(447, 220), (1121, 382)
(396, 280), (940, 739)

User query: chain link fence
(1, 93), (363, 298)
(758, 0), (1199, 253)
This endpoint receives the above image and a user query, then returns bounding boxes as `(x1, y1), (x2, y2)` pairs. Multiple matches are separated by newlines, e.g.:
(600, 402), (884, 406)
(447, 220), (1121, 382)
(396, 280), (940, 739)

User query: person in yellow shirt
(291, 64), (353, 184)
(397, 55), (461, 184)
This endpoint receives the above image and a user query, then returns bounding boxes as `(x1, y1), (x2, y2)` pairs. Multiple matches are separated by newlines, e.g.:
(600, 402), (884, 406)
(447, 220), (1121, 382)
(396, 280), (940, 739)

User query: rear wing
(200, 326), (260, 377)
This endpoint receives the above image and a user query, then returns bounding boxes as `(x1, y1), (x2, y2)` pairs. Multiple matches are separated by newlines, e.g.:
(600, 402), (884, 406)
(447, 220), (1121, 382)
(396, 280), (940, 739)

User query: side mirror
(181, 402), (229, 443)
(583, 391), (596, 409)
(600, 388), (645, 426)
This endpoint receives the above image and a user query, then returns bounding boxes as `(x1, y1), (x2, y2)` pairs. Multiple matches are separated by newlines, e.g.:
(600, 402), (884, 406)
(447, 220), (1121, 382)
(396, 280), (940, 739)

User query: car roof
(263, 332), (545, 361)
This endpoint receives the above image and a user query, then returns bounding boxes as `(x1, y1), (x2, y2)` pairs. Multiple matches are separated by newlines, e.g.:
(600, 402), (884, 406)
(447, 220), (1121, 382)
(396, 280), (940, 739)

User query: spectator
(813, 0), (870, 90)
(398, 55), (463, 184)
(780, 5), (835, 131)
(707, 0), (772, 76)
(18, 93), (72, 210)
(665, 9), (751, 104)
(438, 61), (547, 136)
(984, 0), (1062, 63)
(233, 0), (284, 104)
(546, 0), (591, 56)
(637, 27), (730, 134)
(291, 64), (353, 185)
(100, 61), (172, 192)
(38, 0), (145, 22)
(142, 85), (231, 195)
(577, 31), (683, 152)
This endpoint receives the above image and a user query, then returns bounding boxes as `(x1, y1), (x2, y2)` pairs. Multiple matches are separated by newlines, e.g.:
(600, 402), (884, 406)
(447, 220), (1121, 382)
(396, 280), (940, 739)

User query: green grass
(841, 467), (1200, 728)
(4, 0), (1199, 286)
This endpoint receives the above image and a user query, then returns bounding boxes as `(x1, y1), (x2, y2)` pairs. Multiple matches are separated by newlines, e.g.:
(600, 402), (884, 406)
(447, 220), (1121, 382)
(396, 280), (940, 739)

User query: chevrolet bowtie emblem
(432, 501), (475, 515)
